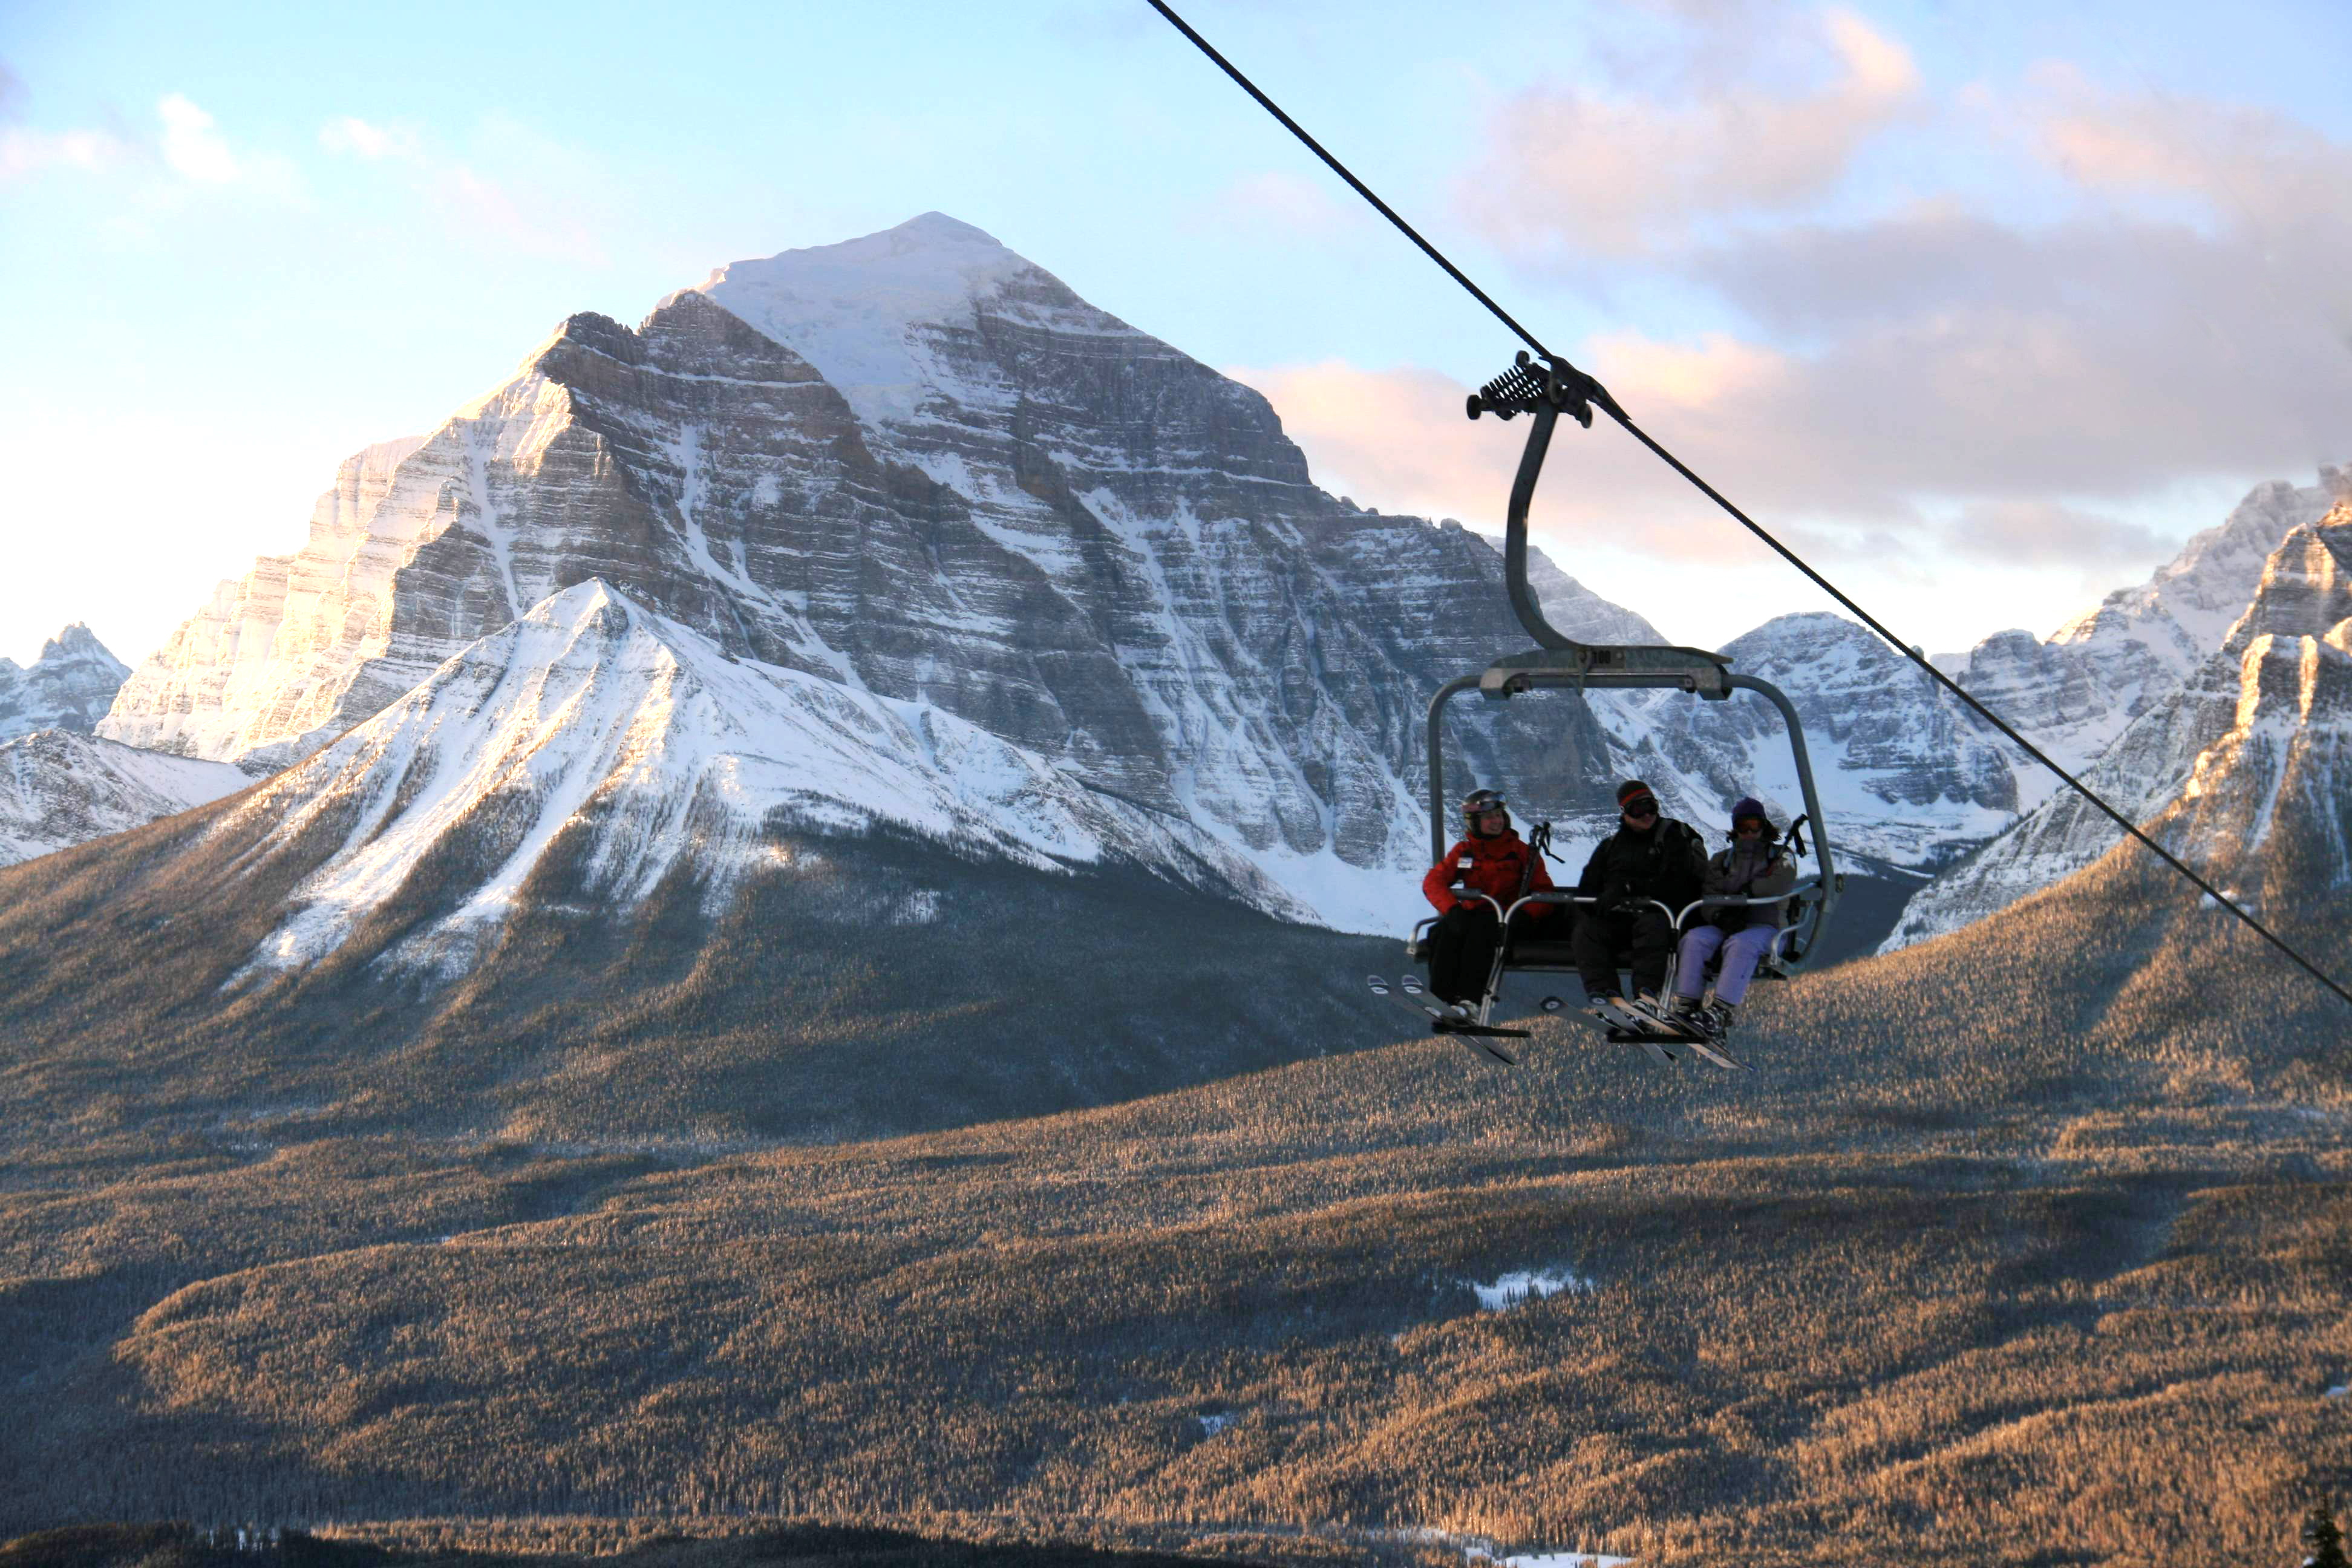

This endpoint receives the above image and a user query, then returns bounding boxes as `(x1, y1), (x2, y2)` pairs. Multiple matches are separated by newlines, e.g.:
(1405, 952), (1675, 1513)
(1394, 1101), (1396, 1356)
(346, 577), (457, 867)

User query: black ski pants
(1428, 903), (1531, 1006)
(1572, 903), (1676, 1000)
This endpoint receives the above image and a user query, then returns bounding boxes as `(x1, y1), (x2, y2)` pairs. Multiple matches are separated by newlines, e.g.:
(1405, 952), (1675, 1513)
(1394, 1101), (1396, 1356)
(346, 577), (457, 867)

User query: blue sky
(4, 0), (2349, 667)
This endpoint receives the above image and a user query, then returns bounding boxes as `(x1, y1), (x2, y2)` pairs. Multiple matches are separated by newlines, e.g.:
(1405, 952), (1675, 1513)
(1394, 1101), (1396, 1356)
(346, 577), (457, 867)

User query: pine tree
(2305, 1502), (2349, 1568)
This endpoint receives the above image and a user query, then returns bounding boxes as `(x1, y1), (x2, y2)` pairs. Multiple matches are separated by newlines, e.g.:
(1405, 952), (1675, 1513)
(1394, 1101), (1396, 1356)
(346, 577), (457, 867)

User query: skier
(1667, 796), (1797, 1035)
(1572, 779), (1706, 1026)
(1420, 788), (1557, 1008)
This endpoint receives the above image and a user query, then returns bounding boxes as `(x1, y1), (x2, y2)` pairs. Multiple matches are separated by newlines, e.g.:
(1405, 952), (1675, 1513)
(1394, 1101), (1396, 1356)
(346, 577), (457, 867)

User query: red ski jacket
(1422, 828), (1557, 917)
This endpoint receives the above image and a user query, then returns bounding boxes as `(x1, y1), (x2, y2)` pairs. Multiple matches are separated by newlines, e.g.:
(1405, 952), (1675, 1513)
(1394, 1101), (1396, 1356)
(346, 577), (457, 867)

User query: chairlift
(1402, 353), (1844, 1058)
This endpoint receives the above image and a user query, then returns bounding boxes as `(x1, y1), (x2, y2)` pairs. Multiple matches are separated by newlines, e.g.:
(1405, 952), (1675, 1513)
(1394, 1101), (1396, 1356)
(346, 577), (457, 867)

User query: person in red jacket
(1421, 788), (1557, 1008)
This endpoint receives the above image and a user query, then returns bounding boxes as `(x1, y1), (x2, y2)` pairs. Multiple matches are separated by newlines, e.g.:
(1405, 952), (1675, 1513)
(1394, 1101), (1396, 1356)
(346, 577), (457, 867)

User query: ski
(1627, 997), (1751, 1070)
(1679, 1033), (1748, 1071)
(1583, 1001), (1676, 1062)
(1367, 976), (1522, 1064)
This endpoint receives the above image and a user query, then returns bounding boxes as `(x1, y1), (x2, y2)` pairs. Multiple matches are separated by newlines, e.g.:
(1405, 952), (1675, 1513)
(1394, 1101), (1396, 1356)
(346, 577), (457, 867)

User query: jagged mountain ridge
(1885, 500), (2352, 950)
(0, 623), (131, 742)
(1593, 612), (2020, 869)
(1953, 471), (2345, 809)
(0, 728), (247, 869)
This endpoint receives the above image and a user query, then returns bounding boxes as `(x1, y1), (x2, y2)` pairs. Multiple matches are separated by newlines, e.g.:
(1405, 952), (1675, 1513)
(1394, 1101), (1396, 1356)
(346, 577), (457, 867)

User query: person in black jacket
(1572, 779), (1707, 1016)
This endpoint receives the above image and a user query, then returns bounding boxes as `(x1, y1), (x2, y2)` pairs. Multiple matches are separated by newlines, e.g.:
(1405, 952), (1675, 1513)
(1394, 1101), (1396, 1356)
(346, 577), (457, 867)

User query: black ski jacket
(1575, 817), (1707, 914)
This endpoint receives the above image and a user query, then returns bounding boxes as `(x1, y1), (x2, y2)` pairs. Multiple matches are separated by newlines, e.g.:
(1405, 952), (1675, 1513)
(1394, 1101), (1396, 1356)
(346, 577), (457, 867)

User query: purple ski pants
(1674, 923), (1779, 1005)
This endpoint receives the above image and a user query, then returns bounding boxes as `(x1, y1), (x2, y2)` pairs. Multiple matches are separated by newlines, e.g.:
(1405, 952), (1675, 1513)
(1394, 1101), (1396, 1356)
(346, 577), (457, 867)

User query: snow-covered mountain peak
(1942, 469), (2343, 801)
(1883, 505), (2352, 952)
(1, 622), (134, 743)
(2216, 509), (2352, 658)
(37, 623), (125, 671)
(2162, 624), (2352, 876)
(688, 212), (1092, 429)
(1590, 608), (2018, 867)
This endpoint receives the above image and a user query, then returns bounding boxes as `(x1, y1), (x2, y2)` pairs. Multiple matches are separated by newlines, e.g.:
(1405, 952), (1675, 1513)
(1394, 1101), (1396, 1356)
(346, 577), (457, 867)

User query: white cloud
(157, 94), (240, 183)
(2, 92), (297, 195)
(147, 93), (301, 197)
(1460, 5), (1921, 258)
(319, 115), (420, 162)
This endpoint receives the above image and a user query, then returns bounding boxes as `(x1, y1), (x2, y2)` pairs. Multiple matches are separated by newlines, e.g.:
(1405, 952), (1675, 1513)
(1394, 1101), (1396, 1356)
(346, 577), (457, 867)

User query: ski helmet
(1461, 788), (1509, 823)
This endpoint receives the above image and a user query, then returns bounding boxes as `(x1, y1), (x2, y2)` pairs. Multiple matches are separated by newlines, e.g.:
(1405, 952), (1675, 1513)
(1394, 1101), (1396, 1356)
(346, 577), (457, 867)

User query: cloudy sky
(3, 0), (2348, 668)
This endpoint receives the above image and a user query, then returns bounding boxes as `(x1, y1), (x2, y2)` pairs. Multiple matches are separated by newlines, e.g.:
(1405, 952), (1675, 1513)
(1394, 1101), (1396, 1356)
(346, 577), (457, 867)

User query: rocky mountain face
(1885, 500), (2352, 950)
(0, 728), (247, 868)
(0, 624), (132, 742)
(102, 215), (1621, 935)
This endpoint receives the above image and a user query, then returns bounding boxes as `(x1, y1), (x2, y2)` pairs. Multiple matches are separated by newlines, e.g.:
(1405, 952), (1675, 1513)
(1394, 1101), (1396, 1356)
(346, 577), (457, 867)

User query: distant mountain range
(0, 621), (250, 868)
(11, 212), (2347, 970)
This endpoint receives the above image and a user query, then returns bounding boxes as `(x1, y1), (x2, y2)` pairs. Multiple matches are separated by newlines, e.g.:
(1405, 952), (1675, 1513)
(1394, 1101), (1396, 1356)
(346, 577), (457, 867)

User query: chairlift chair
(1408, 352), (1844, 1042)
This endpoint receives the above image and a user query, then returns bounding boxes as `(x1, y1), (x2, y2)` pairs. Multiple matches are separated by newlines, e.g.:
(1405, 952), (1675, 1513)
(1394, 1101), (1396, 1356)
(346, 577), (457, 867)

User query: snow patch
(1467, 1269), (1594, 1311)
(890, 889), (943, 926)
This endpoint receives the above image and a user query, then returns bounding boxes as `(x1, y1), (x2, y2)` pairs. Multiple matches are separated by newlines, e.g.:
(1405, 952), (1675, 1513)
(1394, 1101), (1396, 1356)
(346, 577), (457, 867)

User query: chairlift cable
(1143, 0), (2352, 1013)
(1138, 0), (1553, 364)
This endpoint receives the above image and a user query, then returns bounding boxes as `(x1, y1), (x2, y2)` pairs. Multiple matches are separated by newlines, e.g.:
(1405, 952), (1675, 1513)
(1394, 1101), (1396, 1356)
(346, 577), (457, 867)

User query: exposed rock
(0, 624), (132, 741)
(1950, 473), (2337, 808)
(1596, 612), (2019, 867)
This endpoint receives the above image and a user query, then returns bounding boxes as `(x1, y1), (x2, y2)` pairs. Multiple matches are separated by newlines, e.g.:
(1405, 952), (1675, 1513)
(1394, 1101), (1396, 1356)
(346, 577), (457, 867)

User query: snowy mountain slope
(0, 624), (132, 742)
(1585, 470), (2342, 888)
(118, 211), (2310, 948)
(1884, 500), (2352, 950)
(0, 728), (247, 867)
(220, 580), (1336, 983)
(2164, 627), (2352, 889)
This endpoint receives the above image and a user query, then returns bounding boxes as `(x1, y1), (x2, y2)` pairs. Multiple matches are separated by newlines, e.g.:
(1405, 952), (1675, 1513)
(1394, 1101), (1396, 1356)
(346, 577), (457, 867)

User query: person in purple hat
(1668, 796), (1798, 1035)
(1571, 779), (1707, 1025)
